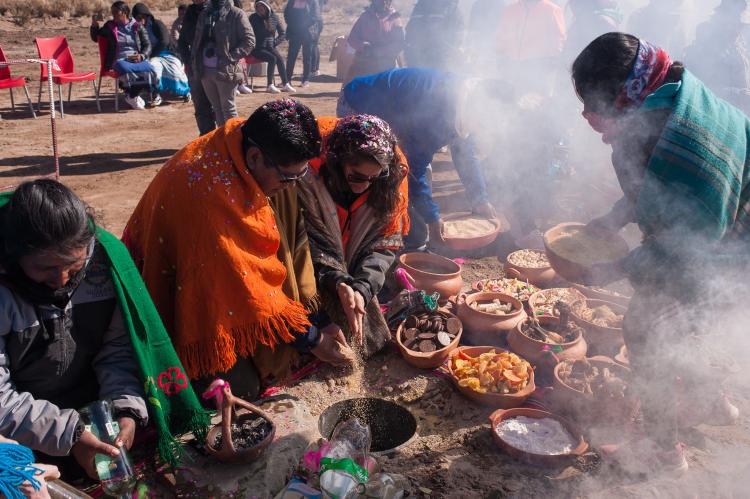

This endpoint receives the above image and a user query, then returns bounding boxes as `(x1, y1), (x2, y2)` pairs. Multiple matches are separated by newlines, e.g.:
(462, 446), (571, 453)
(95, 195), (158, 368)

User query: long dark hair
(0, 179), (95, 267)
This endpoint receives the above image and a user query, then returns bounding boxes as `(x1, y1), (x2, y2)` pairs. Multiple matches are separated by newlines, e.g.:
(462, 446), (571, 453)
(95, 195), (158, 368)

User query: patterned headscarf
(614, 39), (672, 111)
(324, 115), (397, 170)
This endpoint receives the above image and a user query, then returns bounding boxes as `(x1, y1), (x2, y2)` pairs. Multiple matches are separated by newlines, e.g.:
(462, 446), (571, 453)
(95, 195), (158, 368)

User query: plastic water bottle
(319, 419), (371, 499)
(78, 400), (136, 498)
(47, 479), (94, 499)
(547, 137), (570, 178)
(346, 473), (411, 498)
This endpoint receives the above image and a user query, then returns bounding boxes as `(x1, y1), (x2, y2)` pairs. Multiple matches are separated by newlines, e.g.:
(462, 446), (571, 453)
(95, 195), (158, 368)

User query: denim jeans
(200, 71), (238, 127)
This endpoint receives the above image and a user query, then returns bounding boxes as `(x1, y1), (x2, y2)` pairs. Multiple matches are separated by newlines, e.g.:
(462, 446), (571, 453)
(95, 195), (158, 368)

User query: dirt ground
(1, 1), (749, 497)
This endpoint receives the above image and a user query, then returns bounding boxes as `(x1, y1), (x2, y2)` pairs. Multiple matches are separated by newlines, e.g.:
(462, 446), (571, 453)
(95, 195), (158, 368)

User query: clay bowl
(447, 346), (535, 408)
(457, 292), (527, 346)
(543, 222), (629, 284)
(570, 299), (627, 357)
(397, 252), (463, 302)
(614, 344), (629, 366)
(471, 270), (540, 304)
(441, 212), (506, 251)
(505, 249), (557, 288)
(396, 311), (463, 369)
(571, 283), (631, 307)
(527, 287), (586, 319)
(205, 409), (277, 464)
(507, 316), (587, 365)
(489, 407), (589, 467)
(552, 357), (637, 426)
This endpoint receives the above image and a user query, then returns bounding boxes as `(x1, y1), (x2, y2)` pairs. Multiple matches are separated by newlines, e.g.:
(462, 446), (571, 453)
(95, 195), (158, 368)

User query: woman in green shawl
(572, 33), (748, 474)
(0, 180), (208, 480)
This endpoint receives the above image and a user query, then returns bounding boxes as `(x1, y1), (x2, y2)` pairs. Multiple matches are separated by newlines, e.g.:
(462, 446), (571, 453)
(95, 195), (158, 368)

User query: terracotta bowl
(614, 344), (629, 366)
(507, 316), (587, 365)
(205, 410), (276, 464)
(527, 287), (586, 319)
(457, 292), (527, 346)
(505, 249), (557, 288)
(570, 299), (627, 357)
(396, 311), (463, 369)
(543, 222), (629, 284)
(471, 270), (540, 304)
(447, 346), (535, 408)
(571, 283), (631, 307)
(489, 407), (589, 467)
(397, 252), (463, 302)
(441, 212), (506, 251)
(551, 357), (637, 426)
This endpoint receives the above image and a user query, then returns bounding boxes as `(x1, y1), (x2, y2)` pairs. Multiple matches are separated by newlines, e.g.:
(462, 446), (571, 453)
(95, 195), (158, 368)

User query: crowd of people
(2, 0), (750, 496)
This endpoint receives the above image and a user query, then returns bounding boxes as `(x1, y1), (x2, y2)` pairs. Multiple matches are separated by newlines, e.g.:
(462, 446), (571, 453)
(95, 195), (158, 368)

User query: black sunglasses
(346, 168), (389, 184)
(248, 140), (309, 183)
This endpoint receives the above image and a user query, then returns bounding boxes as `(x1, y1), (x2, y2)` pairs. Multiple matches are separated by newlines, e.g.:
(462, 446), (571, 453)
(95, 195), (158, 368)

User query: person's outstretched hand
(312, 324), (355, 366)
(337, 282), (365, 345)
(71, 430), (120, 479)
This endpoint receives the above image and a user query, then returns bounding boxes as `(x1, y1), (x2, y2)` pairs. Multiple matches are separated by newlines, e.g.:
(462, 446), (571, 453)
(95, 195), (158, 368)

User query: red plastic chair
(96, 37), (121, 112)
(243, 55), (265, 88)
(34, 36), (99, 117)
(0, 46), (36, 120)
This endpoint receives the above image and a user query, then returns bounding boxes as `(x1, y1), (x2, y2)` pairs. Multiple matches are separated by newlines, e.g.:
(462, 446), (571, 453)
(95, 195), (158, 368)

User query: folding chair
(35, 36), (99, 117)
(0, 46), (36, 119)
(96, 37), (121, 111)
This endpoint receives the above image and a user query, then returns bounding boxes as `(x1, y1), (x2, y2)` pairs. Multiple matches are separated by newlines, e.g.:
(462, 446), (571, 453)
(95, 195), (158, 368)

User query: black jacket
(178, 2), (207, 63)
(250, 2), (286, 49)
(90, 19), (152, 71)
(284, 0), (322, 41)
(132, 3), (174, 55)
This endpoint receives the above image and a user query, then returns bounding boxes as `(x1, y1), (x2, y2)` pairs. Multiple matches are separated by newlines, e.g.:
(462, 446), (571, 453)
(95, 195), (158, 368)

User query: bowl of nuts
(396, 311), (463, 369)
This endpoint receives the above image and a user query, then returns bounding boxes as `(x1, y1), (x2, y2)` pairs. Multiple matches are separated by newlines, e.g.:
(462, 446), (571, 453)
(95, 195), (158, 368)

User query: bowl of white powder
(441, 212), (507, 251)
(489, 408), (588, 466)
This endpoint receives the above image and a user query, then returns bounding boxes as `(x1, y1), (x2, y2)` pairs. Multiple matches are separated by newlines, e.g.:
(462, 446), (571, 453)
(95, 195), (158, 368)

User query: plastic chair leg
(9, 87), (14, 112)
(93, 78), (101, 112)
(58, 83), (64, 118)
(114, 80), (119, 112)
(68, 83), (72, 103)
(37, 81), (43, 111)
(22, 85), (36, 119)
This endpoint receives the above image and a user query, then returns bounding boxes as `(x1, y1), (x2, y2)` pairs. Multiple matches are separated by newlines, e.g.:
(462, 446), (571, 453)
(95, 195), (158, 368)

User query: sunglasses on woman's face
(346, 168), (389, 184)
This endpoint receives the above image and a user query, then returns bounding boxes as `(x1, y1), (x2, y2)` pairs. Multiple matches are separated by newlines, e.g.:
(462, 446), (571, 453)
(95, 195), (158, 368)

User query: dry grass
(0, 0), (286, 26)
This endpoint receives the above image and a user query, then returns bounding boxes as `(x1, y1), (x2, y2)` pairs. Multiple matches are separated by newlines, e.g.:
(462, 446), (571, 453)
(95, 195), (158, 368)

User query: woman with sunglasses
(572, 32), (748, 474)
(296, 115), (409, 357)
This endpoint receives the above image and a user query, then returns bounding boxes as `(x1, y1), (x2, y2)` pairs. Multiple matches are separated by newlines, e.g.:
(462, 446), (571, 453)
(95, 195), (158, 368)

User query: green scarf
(0, 193), (210, 467)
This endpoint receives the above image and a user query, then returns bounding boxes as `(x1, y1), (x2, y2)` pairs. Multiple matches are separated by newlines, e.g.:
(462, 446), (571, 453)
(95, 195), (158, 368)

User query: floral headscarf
(324, 114), (397, 170)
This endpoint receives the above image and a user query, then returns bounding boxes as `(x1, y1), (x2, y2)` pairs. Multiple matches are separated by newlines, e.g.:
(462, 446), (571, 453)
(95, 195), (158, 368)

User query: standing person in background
(191, 0), (254, 127)
(495, 0), (566, 96)
(90, 1), (156, 110)
(467, 0), (505, 66)
(627, 0), (687, 57)
(285, 0), (322, 88)
(310, 0), (324, 77)
(684, 0), (750, 115)
(170, 4), (187, 50)
(564, 0), (621, 62)
(345, 0), (405, 83)
(250, 1), (296, 93)
(133, 3), (191, 103)
(404, 0), (463, 70)
(180, 0), (215, 135)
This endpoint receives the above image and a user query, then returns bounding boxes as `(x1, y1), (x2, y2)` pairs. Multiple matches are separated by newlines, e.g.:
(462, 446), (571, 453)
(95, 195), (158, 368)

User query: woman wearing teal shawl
(572, 33), (749, 474)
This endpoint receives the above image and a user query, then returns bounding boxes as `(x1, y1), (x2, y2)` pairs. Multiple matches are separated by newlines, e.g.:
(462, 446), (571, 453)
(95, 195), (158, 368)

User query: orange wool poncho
(123, 118), (310, 378)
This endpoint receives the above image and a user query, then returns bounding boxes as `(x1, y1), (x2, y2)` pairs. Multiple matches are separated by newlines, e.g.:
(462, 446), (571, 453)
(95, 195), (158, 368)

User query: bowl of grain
(441, 212), (506, 251)
(505, 249), (557, 288)
(543, 223), (629, 284)
(489, 408), (588, 467)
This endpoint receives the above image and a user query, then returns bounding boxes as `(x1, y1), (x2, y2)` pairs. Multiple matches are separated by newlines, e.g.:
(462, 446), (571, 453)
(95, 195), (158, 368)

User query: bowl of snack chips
(447, 346), (535, 407)
(396, 311), (463, 369)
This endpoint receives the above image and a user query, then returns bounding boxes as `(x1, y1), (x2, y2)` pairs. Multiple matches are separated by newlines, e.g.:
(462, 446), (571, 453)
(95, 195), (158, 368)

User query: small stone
(381, 365), (388, 371)
(418, 340), (436, 352)
(437, 332), (451, 347)
(419, 487), (433, 495)
(384, 386), (394, 393)
(326, 378), (335, 388)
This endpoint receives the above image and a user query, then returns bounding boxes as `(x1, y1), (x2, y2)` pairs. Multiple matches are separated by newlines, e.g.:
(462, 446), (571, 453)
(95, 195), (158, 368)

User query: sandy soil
(1, 2), (749, 498)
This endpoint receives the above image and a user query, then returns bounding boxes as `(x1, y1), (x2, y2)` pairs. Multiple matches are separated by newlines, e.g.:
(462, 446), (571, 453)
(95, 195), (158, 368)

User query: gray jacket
(0, 245), (147, 456)
(191, 0), (255, 82)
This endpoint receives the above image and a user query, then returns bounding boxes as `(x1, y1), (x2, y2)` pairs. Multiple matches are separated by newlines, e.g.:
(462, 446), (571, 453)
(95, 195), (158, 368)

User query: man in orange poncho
(123, 99), (353, 402)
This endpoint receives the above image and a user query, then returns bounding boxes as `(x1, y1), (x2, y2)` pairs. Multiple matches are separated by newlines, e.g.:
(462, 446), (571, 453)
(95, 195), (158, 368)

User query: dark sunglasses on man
(247, 139), (309, 183)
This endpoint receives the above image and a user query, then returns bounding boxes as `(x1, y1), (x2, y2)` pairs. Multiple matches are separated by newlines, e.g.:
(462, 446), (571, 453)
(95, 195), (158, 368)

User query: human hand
(311, 324), (354, 366)
(114, 417), (136, 450)
(71, 430), (120, 480)
(127, 54), (143, 62)
(0, 435), (18, 444)
(429, 218), (445, 243)
(473, 201), (497, 219)
(337, 283), (365, 345)
(20, 464), (60, 499)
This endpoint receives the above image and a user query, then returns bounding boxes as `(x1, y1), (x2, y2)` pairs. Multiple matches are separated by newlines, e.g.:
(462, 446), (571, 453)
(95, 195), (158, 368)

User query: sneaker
(183, 93), (192, 103)
(125, 95), (145, 110)
(300, 81), (311, 88)
(311, 70), (321, 77)
(238, 84), (253, 94)
(267, 84), (281, 94)
(148, 94), (163, 107)
(282, 82), (296, 93)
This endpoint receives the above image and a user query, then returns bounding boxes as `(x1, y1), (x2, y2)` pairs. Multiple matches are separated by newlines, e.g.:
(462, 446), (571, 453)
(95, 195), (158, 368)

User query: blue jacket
(341, 68), (488, 223)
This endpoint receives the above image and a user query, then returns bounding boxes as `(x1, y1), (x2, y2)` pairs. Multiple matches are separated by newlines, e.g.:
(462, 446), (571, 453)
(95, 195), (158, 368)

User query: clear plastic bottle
(78, 400), (136, 498)
(346, 473), (411, 498)
(46, 479), (94, 499)
(319, 418), (371, 499)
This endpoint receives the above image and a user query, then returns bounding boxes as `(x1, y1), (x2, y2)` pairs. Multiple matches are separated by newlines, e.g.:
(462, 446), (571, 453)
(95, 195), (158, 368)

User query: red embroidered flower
(157, 367), (188, 396)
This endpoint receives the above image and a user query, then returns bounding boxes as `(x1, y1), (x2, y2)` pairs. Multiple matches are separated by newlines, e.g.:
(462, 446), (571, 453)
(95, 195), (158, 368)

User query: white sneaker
(267, 84), (281, 94)
(300, 81), (311, 88)
(311, 70), (321, 77)
(238, 84), (253, 94)
(148, 94), (163, 107)
(282, 82), (296, 93)
(125, 95), (145, 110)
